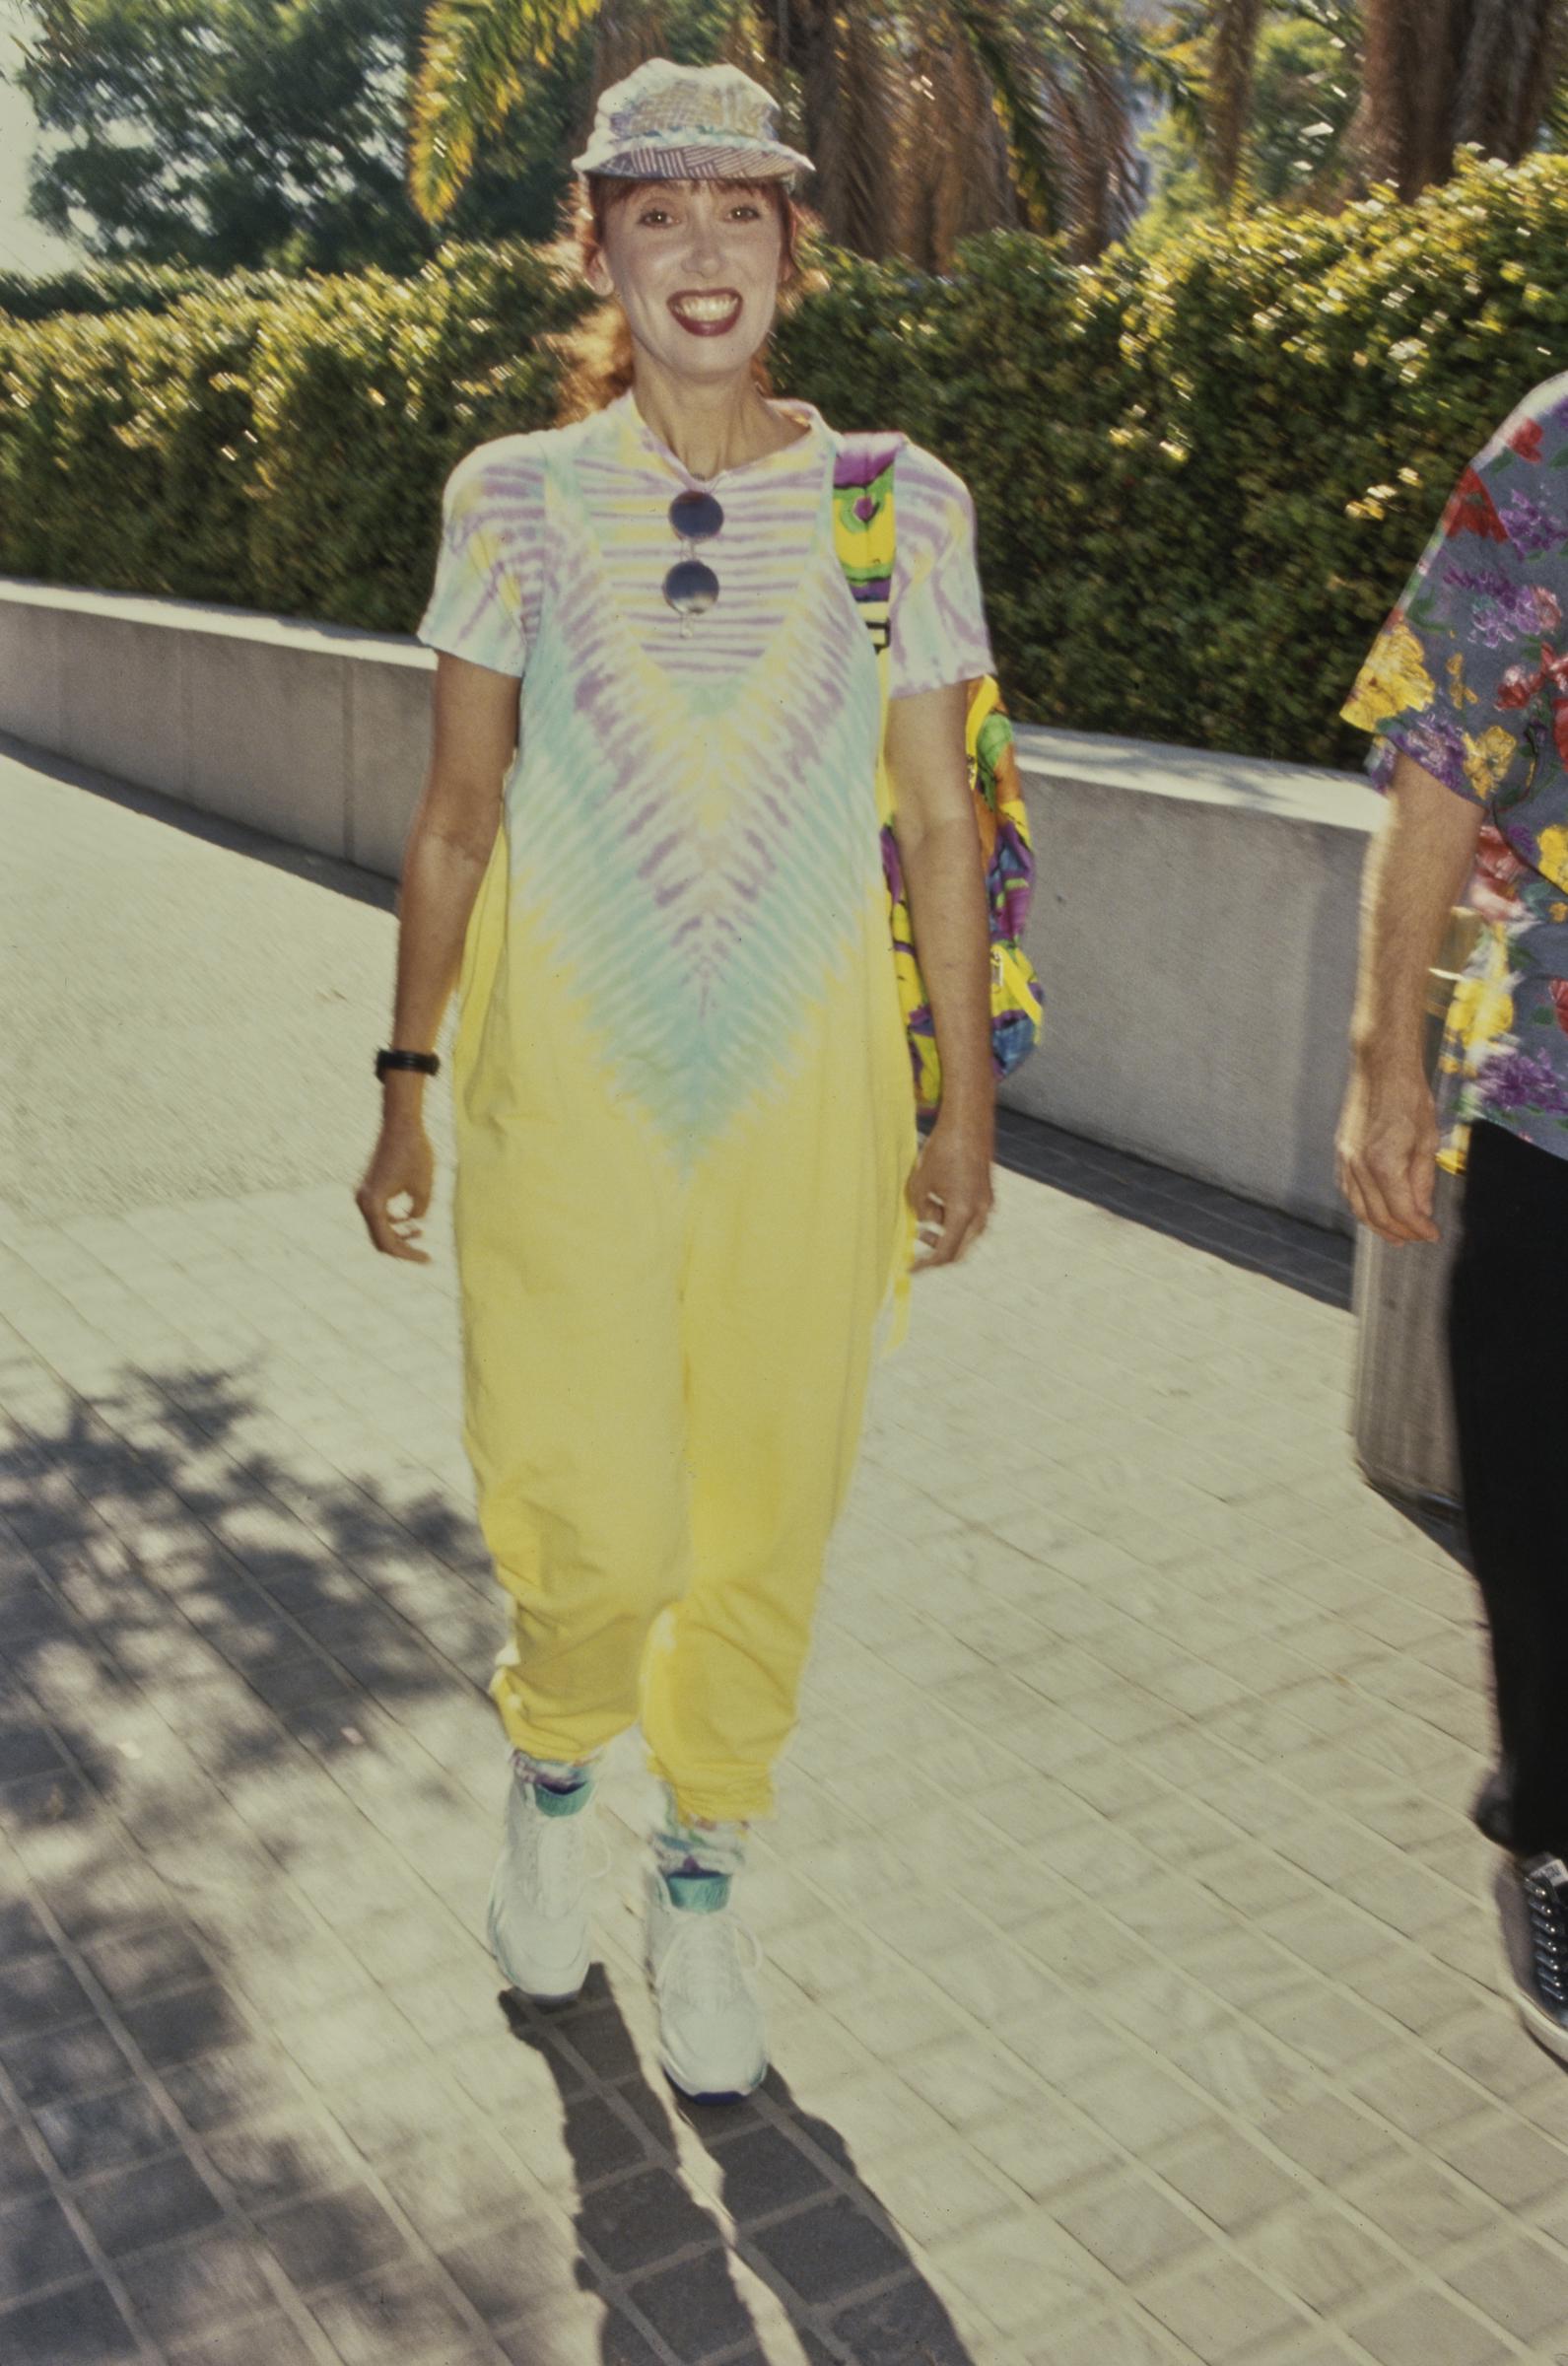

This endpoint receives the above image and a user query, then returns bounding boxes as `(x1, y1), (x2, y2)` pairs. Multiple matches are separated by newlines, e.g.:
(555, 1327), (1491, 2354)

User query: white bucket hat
(573, 58), (814, 182)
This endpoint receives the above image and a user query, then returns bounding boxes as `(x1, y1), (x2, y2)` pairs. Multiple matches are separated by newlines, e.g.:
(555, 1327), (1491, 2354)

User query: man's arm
(1336, 750), (1483, 1245)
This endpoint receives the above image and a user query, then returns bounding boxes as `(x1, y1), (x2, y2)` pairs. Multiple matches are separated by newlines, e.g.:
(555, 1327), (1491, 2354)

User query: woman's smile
(667, 288), (744, 335)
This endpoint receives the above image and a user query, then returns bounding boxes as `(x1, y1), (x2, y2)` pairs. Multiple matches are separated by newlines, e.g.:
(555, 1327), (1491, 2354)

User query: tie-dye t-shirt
(1343, 373), (1568, 1171)
(420, 389), (991, 697)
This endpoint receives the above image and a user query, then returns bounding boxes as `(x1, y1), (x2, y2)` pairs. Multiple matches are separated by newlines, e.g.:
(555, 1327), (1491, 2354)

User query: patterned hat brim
(573, 139), (814, 180)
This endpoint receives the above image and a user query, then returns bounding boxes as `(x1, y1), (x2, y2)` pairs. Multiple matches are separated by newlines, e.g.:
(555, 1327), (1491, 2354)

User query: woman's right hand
(356, 1119), (437, 1263)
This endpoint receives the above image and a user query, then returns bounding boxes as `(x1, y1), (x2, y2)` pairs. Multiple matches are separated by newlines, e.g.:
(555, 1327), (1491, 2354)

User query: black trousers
(1448, 1118), (1568, 1858)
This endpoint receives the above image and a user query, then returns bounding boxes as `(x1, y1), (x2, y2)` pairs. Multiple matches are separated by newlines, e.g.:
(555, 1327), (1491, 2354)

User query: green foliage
(4, 155), (1568, 763)
(0, 260), (284, 322)
(12, 0), (589, 274)
(1136, 2), (1363, 247)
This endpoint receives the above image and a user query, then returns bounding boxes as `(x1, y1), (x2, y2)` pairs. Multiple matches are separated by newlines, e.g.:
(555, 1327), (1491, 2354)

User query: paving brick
(1345, 2283), (1513, 2366)
(1345, 2048), (1488, 2141)
(1434, 2112), (1568, 2207)
(115, 1979), (254, 2069)
(0, 1956), (99, 2038)
(71, 2149), (226, 2257)
(574, 2161), (723, 2280)
(1258, 2093), (1400, 2183)
(1343, 2155), (1501, 2259)
(704, 2122), (834, 2222)
(199, 2111), (358, 2208)
(169, 2312), (320, 2365)
(257, 2180), (409, 2291)
(0, 1896), (56, 1962)
(1139, 2253), (1310, 2362)
(438, 2216), (574, 2326)
(853, 2141), (1021, 2252)
(80, 1921), (214, 2007)
(624, 2245), (777, 2361)
(1151, 2122), (1305, 2235)
(930, 2207), (1112, 2336)
(115, 2226), (279, 2343)
(746, 2190), (909, 2307)
(307, 2257), (483, 2365)
(161, 2042), (298, 2133)
(374, 2129), (538, 2242)
(33, 2081), (183, 2179)
(0, 2276), (140, 2364)
(1021, 2307), (1193, 2366)
(0, 2191), (94, 2296)
(269, 1989), (418, 2088)
(0, 2018), (135, 2115)
(1444, 2229), (1568, 2346)
(1056, 2055), (1212, 2153)
(1051, 2169), (1208, 2281)
(1234, 2201), (1407, 2313)
(829, 2271), (983, 2366)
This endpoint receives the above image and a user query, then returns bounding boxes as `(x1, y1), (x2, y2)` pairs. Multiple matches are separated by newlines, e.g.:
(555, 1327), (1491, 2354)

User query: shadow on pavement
(994, 1107), (1354, 1311)
(505, 1977), (978, 2365)
(0, 730), (397, 914)
(0, 1357), (497, 1818)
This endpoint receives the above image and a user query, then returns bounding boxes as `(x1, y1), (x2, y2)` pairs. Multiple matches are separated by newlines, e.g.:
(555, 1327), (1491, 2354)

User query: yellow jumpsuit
(420, 393), (986, 1823)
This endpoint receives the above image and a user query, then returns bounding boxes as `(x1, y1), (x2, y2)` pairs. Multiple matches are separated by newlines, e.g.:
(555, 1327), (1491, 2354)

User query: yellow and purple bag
(833, 435), (1043, 1112)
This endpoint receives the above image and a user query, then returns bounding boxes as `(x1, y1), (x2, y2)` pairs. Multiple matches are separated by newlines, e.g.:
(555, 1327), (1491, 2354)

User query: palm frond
(941, 0), (1067, 237)
(411, 0), (601, 219)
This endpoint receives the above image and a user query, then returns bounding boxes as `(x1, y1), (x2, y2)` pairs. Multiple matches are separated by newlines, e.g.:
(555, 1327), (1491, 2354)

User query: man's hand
(1336, 1059), (1441, 1245)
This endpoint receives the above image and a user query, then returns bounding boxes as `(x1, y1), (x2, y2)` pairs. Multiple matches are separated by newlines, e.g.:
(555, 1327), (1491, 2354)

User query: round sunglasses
(664, 487), (723, 632)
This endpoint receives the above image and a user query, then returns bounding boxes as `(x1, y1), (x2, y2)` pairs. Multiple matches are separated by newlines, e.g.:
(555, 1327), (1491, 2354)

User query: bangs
(594, 174), (787, 212)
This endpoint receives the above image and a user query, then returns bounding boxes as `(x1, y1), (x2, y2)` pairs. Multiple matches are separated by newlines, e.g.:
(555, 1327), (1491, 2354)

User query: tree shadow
(0, 1354), (499, 1829)
(504, 1976), (979, 2366)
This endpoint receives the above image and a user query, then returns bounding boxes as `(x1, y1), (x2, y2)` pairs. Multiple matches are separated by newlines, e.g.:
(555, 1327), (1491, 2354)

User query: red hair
(550, 174), (822, 422)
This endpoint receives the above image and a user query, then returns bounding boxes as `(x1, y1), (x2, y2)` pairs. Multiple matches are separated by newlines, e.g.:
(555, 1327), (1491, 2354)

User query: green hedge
(4, 159), (1568, 762)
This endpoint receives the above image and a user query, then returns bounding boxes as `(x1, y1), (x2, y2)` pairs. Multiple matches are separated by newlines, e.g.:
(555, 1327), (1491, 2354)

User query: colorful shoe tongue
(665, 1870), (731, 1913)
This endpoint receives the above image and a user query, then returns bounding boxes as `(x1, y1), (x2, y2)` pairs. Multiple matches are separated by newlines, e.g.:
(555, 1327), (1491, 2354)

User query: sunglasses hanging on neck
(664, 488), (723, 636)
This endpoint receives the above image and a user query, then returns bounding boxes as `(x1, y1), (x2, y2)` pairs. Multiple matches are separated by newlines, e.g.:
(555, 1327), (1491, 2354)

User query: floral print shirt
(1343, 372), (1568, 1172)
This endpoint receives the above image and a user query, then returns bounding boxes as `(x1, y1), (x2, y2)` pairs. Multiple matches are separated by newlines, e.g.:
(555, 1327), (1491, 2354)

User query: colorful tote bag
(832, 434), (1043, 1112)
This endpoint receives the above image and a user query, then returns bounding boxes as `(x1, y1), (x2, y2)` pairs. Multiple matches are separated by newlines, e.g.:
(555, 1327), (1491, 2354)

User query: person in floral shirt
(1339, 373), (1568, 2068)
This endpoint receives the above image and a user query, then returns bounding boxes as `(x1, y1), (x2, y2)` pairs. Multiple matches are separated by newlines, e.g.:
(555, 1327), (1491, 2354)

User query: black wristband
(375, 1049), (441, 1079)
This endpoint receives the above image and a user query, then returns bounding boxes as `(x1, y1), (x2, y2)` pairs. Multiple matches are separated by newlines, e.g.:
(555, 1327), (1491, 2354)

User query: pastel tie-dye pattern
(416, 394), (992, 1822)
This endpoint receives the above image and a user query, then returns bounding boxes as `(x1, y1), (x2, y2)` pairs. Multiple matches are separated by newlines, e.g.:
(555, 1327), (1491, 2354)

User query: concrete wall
(0, 580), (1380, 1226)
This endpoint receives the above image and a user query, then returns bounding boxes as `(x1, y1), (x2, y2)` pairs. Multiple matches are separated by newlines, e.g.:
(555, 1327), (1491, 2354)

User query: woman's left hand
(908, 1111), (993, 1270)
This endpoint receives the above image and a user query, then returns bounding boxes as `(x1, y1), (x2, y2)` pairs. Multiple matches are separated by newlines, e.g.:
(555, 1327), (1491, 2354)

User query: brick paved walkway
(3, 744), (1567, 2366)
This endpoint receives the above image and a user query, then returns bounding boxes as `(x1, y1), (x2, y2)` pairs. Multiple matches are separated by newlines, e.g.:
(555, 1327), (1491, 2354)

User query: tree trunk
(1210, 0), (1267, 204)
(784, 0), (902, 259)
(1357, 0), (1563, 198)
(1454, 0), (1564, 162)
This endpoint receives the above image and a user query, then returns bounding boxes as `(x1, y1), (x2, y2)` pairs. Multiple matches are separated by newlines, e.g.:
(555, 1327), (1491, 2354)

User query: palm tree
(1208, 0), (1267, 201)
(408, 0), (1155, 268)
(1357, 0), (1567, 198)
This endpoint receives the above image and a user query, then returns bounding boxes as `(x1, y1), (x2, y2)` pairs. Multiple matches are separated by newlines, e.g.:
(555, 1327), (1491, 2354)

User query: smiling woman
(355, 56), (1005, 2113)
(554, 169), (818, 422)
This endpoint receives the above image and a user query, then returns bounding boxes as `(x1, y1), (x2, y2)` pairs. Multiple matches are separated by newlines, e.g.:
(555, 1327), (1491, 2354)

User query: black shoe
(1471, 1764), (1515, 1850)
(1496, 1853), (1568, 2066)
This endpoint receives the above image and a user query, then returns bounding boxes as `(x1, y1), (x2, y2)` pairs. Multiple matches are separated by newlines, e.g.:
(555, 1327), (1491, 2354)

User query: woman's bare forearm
(901, 815), (994, 1125)
(379, 792), (498, 1125)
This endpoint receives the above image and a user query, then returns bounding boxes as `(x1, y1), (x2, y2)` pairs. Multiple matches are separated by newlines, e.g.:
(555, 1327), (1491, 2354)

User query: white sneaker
(487, 1765), (608, 2003)
(644, 1865), (768, 2101)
